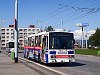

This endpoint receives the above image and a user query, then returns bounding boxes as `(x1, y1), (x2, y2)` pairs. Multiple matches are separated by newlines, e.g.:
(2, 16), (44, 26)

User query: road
(50, 55), (100, 75)
(18, 51), (100, 75)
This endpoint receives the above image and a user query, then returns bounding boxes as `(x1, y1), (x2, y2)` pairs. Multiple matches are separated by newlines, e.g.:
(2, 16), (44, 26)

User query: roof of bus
(6, 40), (15, 43)
(27, 31), (72, 38)
(27, 34), (37, 37)
(27, 31), (48, 37)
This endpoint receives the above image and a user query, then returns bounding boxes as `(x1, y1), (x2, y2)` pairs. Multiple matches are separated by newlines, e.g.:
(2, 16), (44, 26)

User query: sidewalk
(0, 51), (39, 75)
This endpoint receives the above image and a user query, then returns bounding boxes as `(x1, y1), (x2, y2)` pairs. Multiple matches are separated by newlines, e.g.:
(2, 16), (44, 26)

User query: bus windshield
(49, 32), (74, 49)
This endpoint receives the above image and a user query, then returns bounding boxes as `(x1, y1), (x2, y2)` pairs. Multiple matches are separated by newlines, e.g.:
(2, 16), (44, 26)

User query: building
(1, 25), (40, 49)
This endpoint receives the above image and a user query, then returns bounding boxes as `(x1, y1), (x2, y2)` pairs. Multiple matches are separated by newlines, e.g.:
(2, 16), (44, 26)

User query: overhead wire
(39, 0), (77, 22)
(38, 0), (100, 30)
(50, 0), (99, 25)
(61, 1), (100, 25)
(45, 0), (94, 26)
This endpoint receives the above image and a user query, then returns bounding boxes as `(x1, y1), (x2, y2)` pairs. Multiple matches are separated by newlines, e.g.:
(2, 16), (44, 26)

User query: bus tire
(26, 52), (29, 59)
(24, 52), (26, 58)
(38, 53), (41, 63)
(28, 55), (30, 60)
(38, 58), (42, 63)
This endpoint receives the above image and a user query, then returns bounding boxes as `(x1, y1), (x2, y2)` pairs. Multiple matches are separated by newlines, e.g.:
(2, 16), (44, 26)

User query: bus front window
(49, 36), (74, 49)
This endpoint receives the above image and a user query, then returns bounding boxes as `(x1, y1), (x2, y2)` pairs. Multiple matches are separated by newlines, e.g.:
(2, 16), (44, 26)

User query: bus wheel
(38, 53), (41, 63)
(24, 54), (26, 58)
(38, 58), (42, 64)
(24, 52), (26, 58)
(27, 53), (31, 60)
(26, 52), (29, 59)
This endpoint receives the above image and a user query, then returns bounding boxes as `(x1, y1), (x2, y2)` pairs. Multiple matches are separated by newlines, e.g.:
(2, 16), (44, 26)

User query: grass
(75, 49), (100, 56)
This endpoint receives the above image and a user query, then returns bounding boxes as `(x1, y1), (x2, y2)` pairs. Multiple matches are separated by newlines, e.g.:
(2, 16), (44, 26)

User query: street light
(14, 0), (18, 63)
(0, 18), (2, 53)
(76, 23), (89, 48)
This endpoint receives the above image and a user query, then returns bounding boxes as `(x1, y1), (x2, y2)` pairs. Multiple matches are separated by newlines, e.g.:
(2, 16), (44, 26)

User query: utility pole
(81, 27), (84, 49)
(14, 0), (18, 63)
(0, 18), (2, 53)
(85, 32), (88, 49)
(76, 23), (89, 49)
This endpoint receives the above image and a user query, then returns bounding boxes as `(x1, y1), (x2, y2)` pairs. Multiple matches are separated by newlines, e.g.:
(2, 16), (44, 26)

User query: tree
(44, 26), (54, 31)
(89, 27), (100, 48)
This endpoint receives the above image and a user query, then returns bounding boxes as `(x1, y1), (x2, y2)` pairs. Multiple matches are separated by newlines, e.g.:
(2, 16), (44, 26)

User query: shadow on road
(21, 58), (86, 68)
(46, 62), (86, 67)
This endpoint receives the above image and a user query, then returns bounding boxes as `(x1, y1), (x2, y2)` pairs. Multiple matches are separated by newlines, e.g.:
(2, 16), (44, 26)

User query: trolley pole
(14, 0), (18, 63)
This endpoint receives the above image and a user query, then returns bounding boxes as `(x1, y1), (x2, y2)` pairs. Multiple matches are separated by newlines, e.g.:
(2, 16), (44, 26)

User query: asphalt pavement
(1, 50), (100, 75)
(0, 51), (66, 75)
(0, 51), (40, 75)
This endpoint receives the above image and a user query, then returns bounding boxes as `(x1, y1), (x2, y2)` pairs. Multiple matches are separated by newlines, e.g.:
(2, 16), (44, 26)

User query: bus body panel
(47, 49), (75, 63)
(24, 31), (75, 64)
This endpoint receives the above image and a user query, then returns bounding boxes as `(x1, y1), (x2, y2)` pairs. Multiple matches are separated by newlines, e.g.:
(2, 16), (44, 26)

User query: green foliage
(75, 49), (100, 56)
(89, 27), (100, 48)
(44, 26), (54, 31)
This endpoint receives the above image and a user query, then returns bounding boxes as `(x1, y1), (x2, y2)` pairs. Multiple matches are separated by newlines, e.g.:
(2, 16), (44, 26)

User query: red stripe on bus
(35, 47), (42, 50)
(56, 55), (69, 58)
(24, 46), (42, 50)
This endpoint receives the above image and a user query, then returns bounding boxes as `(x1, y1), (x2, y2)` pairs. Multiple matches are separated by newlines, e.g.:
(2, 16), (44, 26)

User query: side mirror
(73, 40), (75, 44)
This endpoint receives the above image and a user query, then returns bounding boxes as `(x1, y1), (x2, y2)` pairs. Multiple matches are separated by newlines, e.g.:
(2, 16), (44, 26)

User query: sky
(0, 0), (100, 39)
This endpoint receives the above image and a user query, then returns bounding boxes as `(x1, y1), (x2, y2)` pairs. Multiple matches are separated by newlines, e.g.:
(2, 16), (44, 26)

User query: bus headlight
(51, 55), (56, 58)
(69, 55), (75, 58)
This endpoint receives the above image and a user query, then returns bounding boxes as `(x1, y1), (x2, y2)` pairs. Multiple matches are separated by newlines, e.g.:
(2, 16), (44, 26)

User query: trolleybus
(24, 30), (75, 63)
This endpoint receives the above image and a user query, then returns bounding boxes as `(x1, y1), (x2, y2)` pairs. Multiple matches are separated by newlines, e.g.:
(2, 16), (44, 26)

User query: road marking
(19, 57), (68, 75)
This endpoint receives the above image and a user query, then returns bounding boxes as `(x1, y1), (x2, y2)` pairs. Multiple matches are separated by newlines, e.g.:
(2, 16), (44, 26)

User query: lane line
(19, 57), (68, 75)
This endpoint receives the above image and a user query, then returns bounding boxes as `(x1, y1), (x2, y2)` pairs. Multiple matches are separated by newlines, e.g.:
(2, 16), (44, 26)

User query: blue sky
(0, 0), (100, 31)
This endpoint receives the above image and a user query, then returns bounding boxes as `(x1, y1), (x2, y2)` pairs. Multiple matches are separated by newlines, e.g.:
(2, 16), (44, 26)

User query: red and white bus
(24, 30), (75, 63)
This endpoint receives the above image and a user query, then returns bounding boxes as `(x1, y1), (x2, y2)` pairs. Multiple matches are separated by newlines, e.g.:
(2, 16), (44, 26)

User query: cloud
(72, 29), (96, 40)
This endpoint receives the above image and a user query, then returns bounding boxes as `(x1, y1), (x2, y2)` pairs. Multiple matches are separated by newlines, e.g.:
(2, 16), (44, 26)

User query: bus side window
(43, 37), (46, 42)
(35, 37), (38, 46)
(43, 37), (46, 48)
(38, 35), (42, 47)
